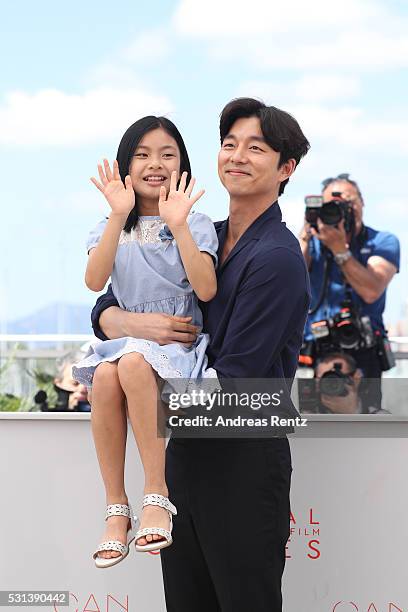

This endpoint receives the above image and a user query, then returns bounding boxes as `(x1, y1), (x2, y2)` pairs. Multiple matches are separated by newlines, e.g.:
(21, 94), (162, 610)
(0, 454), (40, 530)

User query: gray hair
(321, 173), (364, 203)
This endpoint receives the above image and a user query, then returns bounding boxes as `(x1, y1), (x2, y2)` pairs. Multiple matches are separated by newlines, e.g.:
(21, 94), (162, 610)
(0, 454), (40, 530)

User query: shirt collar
(217, 200), (281, 236)
(216, 201), (281, 272)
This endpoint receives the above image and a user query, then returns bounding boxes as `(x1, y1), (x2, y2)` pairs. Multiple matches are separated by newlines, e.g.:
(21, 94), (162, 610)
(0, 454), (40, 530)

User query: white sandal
(93, 503), (139, 568)
(135, 494), (177, 553)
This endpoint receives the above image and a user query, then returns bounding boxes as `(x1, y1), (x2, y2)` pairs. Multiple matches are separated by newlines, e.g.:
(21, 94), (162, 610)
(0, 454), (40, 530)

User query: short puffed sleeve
(86, 218), (108, 254)
(187, 212), (219, 267)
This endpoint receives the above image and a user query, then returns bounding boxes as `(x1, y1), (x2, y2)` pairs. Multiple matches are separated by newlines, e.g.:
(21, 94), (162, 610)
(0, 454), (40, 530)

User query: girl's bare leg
(91, 361), (129, 559)
(117, 353), (169, 545)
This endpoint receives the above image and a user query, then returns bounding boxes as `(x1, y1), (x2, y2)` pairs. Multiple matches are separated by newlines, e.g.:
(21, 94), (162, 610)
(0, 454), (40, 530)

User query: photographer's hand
(311, 219), (397, 304)
(310, 218), (348, 255)
(68, 385), (88, 410)
(299, 221), (313, 268)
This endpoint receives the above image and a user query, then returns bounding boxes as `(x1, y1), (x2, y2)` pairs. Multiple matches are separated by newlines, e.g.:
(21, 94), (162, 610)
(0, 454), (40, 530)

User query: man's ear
(279, 158), (297, 181)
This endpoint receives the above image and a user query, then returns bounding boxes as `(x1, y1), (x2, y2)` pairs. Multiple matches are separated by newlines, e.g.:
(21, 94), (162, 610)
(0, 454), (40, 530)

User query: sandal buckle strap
(142, 494), (177, 516)
(105, 504), (131, 520)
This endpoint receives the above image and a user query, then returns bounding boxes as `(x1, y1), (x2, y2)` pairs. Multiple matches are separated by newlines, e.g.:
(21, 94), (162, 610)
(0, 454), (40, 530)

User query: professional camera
(33, 386), (91, 412)
(304, 192), (355, 234)
(297, 362), (355, 413)
(318, 362), (354, 396)
(310, 298), (375, 353)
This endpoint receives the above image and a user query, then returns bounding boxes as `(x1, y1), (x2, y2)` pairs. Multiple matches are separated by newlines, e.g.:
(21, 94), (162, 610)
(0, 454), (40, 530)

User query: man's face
(55, 364), (88, 402)
(218, 116), (289, 200)
(315, 357), (360, 414)
(322, 180), (364, 235)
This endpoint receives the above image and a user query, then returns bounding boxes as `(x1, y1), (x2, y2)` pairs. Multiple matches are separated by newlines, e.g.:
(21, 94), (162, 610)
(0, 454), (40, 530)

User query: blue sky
(1, 0), (407, 329)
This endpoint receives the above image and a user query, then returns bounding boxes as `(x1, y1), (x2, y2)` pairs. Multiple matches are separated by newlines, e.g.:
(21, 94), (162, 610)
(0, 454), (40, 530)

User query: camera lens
(319, 372), (348, 397)
(319, 201), (343, 226)
(336, 321), (360, 350)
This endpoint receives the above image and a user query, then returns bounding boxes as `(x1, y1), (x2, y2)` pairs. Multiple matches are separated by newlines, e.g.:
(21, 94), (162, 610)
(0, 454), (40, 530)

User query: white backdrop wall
(0, 415), (407, 612)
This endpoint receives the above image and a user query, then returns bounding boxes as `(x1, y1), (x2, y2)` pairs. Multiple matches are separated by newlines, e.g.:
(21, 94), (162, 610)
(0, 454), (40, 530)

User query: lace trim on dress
(119, 218), (166, 246)
(72, 338), (183, 387)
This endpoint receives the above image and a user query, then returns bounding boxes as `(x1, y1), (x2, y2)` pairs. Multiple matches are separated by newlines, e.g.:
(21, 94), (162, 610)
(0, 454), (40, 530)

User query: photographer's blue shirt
(305, 225), (400, 340)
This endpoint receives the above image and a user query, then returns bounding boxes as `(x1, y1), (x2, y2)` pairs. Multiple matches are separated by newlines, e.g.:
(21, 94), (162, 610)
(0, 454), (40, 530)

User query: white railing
(1, 334), (408, 409)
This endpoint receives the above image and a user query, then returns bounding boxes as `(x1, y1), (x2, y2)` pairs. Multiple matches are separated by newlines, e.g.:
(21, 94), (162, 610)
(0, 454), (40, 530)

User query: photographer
(299, 173), (400, 410)
(33, 352), (91, 412)
(313, 352), (389, 414)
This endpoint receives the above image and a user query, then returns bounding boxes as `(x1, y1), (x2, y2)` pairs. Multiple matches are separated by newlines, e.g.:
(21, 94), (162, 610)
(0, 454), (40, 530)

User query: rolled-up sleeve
(371, 231), (400, 272)
(213, 248), (310, 378)
(91, 284), (119, 341)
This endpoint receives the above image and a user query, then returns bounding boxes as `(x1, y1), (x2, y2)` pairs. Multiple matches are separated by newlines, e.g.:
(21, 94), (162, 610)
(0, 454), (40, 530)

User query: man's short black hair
(219, 97), (310, 195)
(316, 352), (357, 375)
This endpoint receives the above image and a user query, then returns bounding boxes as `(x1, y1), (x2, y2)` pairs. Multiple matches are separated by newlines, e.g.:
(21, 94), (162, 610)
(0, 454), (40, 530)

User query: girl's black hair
(116, 116), (192, 232)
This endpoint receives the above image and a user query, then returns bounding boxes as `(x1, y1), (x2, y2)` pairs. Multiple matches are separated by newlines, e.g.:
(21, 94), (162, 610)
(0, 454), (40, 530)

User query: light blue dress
(72, 212), (220, 398)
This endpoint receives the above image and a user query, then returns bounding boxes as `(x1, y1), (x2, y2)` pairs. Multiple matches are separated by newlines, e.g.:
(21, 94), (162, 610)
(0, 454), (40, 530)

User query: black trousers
(160, 437), (292, 612)
(351, 347), (383, 411)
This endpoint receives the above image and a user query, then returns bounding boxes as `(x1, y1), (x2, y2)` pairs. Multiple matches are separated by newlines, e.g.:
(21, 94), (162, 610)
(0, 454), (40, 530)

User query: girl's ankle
(106, 497), (129, 506)
(143, 487), (168, 498)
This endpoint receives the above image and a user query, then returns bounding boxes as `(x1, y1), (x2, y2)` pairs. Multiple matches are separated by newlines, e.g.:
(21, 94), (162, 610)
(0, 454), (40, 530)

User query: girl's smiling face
(129, 127), (181, 204)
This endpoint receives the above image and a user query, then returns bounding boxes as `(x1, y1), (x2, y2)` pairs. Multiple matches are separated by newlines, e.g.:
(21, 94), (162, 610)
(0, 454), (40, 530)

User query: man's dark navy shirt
(91, 203), (311, 416)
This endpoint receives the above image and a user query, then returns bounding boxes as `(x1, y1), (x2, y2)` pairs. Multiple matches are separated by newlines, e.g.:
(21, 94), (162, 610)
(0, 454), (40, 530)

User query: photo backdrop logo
(54, 592), (129, 612)
(332, 603), (404, 611)
(286, 507), (321, 560)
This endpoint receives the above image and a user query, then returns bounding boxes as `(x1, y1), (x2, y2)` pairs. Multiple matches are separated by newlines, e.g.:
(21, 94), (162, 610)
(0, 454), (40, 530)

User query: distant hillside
(6, 302), (93, 335)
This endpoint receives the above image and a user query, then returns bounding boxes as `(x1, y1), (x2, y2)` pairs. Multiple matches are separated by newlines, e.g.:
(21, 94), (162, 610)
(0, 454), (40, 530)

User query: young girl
(72, 116), (219, 568)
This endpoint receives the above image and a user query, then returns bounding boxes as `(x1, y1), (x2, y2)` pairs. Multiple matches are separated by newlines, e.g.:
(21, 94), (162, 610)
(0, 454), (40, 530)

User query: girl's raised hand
(91, 159), (135, 217)
(158, 171), (205, 229)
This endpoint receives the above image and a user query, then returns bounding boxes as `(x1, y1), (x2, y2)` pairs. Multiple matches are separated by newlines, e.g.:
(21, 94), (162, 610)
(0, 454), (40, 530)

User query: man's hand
(99, 307), (200, 346)
(311, 218), (349, 255)
(68, 385), (89, 410)
(299, 221), (312, 244)
(133, 313), (200, 347)
(299, 221), (313, 268)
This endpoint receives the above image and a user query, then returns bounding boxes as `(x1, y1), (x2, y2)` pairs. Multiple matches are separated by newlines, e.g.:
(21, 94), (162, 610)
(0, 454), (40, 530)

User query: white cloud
(292, 104), (408, 152)
(293, 75), (361, 102)
(279, 197), (305, 236)
(173, 0), (382, 36)
(172, 0), (408, 71)
(0, 87), (173, 147)
(240, 74), (361, 104)
(233, 81), (408, 154)
(370, 198), (408, 221)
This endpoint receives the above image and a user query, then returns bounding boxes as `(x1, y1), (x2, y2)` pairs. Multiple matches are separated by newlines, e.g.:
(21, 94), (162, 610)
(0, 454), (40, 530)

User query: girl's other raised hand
(91, 159), (135, 217)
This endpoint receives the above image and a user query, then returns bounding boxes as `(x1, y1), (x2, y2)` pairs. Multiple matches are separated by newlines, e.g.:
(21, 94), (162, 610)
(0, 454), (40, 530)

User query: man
(91, 98), (310, 611)
(313, 352), (390, 415)
(299, 174), (400, 409)
(34, 351), (91, 412)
